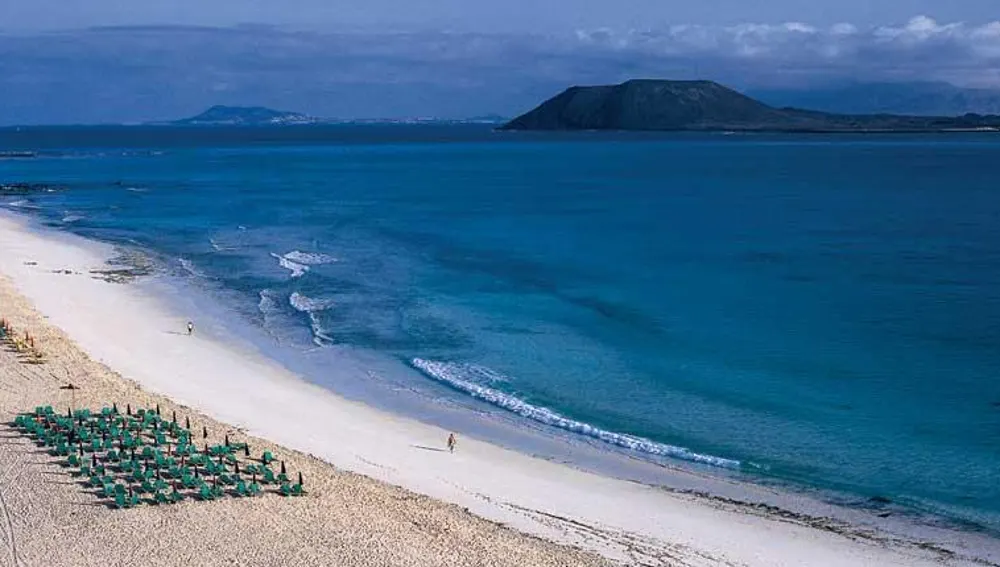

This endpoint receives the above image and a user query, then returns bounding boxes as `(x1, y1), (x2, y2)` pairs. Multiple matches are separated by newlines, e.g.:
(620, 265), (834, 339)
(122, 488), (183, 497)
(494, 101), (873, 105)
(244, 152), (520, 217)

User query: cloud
(0, 17), (998, 124)
(571, 16), (1000, 84)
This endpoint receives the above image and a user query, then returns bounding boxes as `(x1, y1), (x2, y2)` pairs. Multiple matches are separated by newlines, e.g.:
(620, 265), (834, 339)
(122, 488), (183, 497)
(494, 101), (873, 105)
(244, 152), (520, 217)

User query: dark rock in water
(501, 79), (1000, 133)
(88, 249), (155, 284)
(0, 182), (61, 194)
(869, 495), (893, 505)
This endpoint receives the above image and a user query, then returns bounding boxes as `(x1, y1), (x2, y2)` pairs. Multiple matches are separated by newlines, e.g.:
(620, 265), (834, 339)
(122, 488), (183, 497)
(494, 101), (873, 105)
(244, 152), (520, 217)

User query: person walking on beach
(187, 321), (194, 336)
(447, 433), (457, 453)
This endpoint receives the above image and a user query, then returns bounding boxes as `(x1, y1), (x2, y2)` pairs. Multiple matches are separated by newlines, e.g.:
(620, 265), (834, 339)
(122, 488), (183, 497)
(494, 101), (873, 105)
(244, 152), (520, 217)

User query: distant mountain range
(167, 106), (509, 126)
(501, 80), (1000, 133)
(747, 82), (1000, 117)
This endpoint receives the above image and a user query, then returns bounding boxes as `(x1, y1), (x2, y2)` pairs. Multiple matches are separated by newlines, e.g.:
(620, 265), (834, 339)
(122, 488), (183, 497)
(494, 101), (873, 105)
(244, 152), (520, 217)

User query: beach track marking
(0, 424), (24, 567)
(481, 491), (742, 567)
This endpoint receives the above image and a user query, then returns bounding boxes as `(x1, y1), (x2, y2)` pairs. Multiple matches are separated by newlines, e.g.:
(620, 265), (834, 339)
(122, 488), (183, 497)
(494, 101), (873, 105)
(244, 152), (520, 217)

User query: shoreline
(1, 209), (998, 566)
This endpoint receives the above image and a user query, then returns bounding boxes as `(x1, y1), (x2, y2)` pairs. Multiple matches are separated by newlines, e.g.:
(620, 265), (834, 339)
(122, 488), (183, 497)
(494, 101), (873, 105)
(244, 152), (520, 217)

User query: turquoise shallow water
(2, 126), (999, 531)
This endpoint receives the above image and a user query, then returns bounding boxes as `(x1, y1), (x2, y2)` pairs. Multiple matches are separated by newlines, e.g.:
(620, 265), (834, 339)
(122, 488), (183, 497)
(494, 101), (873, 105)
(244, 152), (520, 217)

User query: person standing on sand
(187, 321), (194, 336)
(447, 433), (457, 453)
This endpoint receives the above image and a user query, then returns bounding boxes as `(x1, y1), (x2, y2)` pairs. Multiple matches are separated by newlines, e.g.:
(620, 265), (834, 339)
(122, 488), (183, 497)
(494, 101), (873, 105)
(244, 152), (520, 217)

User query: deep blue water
(2, 126), (1000, 530)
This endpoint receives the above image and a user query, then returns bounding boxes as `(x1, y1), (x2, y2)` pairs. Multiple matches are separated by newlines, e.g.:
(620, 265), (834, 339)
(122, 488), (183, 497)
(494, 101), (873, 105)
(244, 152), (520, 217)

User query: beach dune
(0, 211), (995, 567)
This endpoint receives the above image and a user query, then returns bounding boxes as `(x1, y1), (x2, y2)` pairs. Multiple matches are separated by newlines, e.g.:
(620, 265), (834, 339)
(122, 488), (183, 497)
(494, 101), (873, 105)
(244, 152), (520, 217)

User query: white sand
(0, 211), (992, 567)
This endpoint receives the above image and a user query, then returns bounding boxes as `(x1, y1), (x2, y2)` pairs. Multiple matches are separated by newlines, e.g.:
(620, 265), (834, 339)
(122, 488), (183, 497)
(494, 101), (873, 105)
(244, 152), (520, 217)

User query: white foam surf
(257, 289), (281, 316)
(288, 291), (335, 345)
(289, 291), (335, 313)
(270, 252), (309, 278)
(269, 250), (336, 279)
(412, 358), (741, 470)
(283, 250), (337, 265)
(177, 257), (206, 278)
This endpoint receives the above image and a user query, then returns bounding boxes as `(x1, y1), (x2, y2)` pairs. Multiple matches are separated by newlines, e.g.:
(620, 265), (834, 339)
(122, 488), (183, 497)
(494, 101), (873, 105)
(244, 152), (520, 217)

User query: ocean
(2, 125), (999, 532)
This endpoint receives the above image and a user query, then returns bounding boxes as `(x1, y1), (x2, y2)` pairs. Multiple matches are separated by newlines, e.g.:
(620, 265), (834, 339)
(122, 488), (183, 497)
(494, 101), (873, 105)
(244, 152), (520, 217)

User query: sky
(3, 1), (998, 32)
(0, 2), (999, 123)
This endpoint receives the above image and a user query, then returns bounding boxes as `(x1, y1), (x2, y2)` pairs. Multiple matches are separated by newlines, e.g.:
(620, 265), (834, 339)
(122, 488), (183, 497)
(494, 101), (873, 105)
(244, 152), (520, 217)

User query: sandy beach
(0, 209), (997, 567)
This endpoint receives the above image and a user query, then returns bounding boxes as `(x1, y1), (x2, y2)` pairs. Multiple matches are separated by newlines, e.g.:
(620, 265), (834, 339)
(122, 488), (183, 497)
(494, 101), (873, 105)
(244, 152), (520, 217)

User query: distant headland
(166, 106), (508, 126)
(171, 106), (320, 126)
(500, 80), (1000, 133)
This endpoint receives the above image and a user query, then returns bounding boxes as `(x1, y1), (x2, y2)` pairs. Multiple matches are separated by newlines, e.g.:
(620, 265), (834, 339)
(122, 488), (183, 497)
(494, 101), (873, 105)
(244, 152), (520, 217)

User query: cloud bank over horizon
(1, 16), (998, 124)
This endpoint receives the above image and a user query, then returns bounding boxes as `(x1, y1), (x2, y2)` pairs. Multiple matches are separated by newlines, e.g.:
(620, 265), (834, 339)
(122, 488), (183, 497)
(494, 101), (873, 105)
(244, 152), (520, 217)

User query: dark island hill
(501, 80), (1000, 133)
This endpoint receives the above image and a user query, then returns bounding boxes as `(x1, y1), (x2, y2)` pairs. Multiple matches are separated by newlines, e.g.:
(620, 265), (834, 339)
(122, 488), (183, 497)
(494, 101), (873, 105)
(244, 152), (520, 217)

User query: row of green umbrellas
(14, 404), (306, 508)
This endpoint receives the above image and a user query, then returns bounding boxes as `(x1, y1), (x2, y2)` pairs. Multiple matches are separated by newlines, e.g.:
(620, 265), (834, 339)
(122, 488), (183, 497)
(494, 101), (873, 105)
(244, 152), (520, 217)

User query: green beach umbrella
(59, 383), (80, 412)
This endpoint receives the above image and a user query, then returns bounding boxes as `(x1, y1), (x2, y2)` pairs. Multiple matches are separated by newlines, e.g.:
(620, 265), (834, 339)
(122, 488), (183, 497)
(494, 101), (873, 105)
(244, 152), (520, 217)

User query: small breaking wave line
(411, 358), (741, 470)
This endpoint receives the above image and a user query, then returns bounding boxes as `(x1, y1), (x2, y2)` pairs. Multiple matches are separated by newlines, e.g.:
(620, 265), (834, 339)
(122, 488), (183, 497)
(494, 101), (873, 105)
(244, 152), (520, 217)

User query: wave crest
(411, 358), (741, 470)
(270, 252), (309, 278)
(289, 291), (335, 313)
(258, 289), (281, 316)
(270, 250), (336, 279)
(287, 291), (335, 345)
(177, 257), (207, 278)
(284, 250), (337, 265)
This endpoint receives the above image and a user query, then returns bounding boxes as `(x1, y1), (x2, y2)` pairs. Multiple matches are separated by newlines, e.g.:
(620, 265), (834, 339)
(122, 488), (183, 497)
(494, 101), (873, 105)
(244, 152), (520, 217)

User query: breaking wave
(258, 289), (281, 316)
(289, 291), (335, 313)
(4, 199), (38, 210)
(288, 291), (335, 345)
(283, 250), (337, 265)
(270, 250), (336, 279)
(270, 252), (309, 278)
(177, 258), (207, 278)
(411, 358), (741, 470)
(209, 238), (234, 252)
